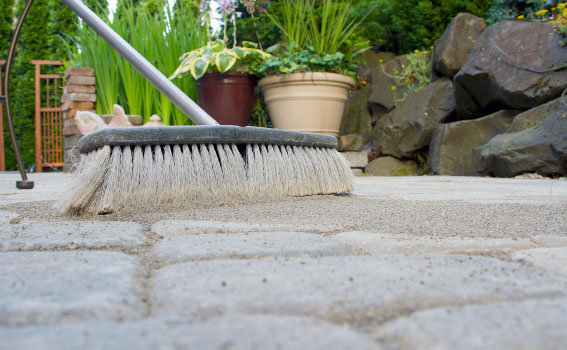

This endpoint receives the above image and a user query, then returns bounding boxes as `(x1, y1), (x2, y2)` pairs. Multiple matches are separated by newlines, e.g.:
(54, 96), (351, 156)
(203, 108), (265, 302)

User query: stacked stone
(61, 67), (96, 172)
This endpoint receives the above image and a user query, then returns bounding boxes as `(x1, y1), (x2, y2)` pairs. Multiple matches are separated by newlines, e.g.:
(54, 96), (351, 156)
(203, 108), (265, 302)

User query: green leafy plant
(170, 39), (270, 80)
(261, 0), (370, 77)
(64, 0), (206, 125)
(386, 49), (433, 106)
(256, 41), (357, 79)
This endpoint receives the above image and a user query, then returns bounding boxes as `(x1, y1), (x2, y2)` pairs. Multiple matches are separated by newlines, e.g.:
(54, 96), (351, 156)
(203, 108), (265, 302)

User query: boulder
(477, 98), (567, 177)
(340, 152), (368, 168)
(340, 85), (372, 142)
(454, 20), (567, 118)
(365, 156), (421, 176)
(432, 13), (487, 78)
(358, 51), (396, 81)
(429, 110), (517, 175)
(338, 134), (364, 152)
(372, 78), (456, 158)
(368, 54), (410, 111)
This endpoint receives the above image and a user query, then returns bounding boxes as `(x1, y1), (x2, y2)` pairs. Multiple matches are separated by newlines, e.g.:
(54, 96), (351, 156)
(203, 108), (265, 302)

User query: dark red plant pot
(197, 72), (256, 126)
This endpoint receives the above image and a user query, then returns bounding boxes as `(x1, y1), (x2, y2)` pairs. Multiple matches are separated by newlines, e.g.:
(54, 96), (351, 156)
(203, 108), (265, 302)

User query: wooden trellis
(32, 60), (63, 172)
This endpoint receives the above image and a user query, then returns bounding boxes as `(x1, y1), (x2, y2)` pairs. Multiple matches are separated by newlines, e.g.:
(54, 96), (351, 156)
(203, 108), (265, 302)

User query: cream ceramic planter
(258, 72), (354, 136)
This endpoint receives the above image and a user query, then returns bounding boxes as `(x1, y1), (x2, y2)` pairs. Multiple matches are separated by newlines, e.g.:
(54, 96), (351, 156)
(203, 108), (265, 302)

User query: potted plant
(256, 0), (370, 136)
(170, 0), (270, 126)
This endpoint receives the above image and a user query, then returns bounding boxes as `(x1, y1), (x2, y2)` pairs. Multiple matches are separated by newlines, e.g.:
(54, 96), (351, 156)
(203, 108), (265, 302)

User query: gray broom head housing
(59, 126), (354, 215)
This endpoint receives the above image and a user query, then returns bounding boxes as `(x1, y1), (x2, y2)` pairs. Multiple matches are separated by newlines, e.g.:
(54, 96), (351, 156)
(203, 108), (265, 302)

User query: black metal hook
(4, 0), (35, 189)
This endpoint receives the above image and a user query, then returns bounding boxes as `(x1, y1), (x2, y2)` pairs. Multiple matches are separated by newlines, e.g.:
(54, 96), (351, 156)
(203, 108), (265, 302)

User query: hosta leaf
(242, 41), (258, 48)
(232, 47), (248, 59)
(210, 39), (225, 53)
(191, 58), (209, 80)
(214, 52), (237, 73)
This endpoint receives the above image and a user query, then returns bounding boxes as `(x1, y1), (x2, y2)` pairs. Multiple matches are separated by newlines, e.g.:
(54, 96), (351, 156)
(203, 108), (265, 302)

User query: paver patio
(0, 172), (566, 349)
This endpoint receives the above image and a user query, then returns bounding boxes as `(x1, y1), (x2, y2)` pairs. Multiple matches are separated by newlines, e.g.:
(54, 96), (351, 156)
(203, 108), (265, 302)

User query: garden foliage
(66, 0), (207, 125)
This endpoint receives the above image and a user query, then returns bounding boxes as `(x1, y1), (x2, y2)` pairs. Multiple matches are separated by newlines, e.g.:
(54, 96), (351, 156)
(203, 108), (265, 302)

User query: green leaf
(242, 41), (258, 48)
(191, 58), (209, 80)
(214, 52), (237, 73)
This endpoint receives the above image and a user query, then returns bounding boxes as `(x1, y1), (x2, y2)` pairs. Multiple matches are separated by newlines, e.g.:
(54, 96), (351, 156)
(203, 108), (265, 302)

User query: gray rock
(352, 168), (363, 176)
(372, 78), (456, 157)
(454, 20), (567, 118)
(340, 86), (373, 143)
(365, 157), (421, 176)
(368, 55), (410, 111)
(432, 13), (487, 78)
(333, 231), (537, 255)
(154, 231), (353, 265)
(374, 298), (567, 350)
(339, 134), (365, 152)
(512, 247), (567, 276)
(369, 103), (389, 125)
(477, 98), (567, 177)
(0, 251), (142, 326)
(0, 221), (146, 251)
(0, 315), (381, 350)
(151, 255), (565, 323)
(429, 110), (516, 175)
(359, 50), (396, 80)
(340, 152), (368, 168)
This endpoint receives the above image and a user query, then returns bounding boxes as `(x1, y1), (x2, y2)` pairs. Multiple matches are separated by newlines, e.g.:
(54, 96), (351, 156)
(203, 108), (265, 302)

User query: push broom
(10, 0), (353, 214)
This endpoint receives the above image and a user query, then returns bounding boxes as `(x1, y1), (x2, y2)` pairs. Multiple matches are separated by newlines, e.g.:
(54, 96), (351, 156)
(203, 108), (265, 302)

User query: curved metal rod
(3, 0), (34, 189)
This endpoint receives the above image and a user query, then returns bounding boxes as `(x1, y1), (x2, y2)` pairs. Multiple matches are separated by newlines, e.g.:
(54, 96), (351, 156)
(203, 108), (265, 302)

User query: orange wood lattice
(32, 60), (63, 172)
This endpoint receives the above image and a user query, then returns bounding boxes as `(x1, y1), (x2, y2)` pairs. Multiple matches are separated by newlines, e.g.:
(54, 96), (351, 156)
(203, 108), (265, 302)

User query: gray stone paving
(0, 221), (146, 252)
(0, 173), (566, 349)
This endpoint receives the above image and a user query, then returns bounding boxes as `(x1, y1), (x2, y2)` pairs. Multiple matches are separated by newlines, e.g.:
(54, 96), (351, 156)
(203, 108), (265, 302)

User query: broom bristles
(58, 143), (353, 215)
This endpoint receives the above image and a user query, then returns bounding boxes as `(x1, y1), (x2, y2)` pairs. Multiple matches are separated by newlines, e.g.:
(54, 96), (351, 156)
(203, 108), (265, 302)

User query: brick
(62, 125), (79, 136)
(61, 101), (94, 112)
(63, 108), (96, 119)
(61, 93), (96, 103)
(64, 67), (94, 78)
(64, 84), (96, 94)
(63, 134), (82, 150)
(66, 75), (95, 86)
(63, 118), (76, 127)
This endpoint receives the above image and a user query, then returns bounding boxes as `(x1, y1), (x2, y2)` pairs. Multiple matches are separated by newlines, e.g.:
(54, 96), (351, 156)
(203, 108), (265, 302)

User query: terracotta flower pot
(197, 72), (256, 126)
(258, 72), (354, 136)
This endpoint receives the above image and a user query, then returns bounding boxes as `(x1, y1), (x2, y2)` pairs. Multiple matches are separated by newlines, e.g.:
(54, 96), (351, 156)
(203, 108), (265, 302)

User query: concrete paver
(151, 255), (565, 323)
(0, 315), (380, 350)
(151, 219), (342, 235)
(0, 221), (146, 252)
(374, 298), (567, 350)
(512, 247), (567, 276)
(333, 231), (539, 255)
(0, 173), (565, 348)
(0, 251), (143, 327)
(154, 231), (353, 265)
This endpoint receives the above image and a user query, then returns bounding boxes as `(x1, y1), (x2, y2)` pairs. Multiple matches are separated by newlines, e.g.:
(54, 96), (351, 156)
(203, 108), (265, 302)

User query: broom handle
(61, 0), (219, 126)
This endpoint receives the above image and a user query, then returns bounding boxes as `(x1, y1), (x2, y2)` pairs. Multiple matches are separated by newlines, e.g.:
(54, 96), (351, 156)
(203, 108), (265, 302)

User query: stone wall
(62, 68), (96, 172)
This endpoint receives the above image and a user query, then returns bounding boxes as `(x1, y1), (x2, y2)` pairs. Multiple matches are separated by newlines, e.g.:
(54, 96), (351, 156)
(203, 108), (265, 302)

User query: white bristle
(59, 142), (353, 215)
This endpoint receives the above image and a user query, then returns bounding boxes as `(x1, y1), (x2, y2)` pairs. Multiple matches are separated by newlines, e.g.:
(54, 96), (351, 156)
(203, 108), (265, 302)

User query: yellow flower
(430, 46), (434, 49)
(535, 9), (548, 16)
(391, 86), (397, 91)
(401, 64), (405, 68)
(379, 59), (384, 63)
(414, 49), (420, 54)
(517, 15), (525, 19)
(558, 3), (566, 9)
(393, 69), (399, 74)
(563, 112), (567, 118)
